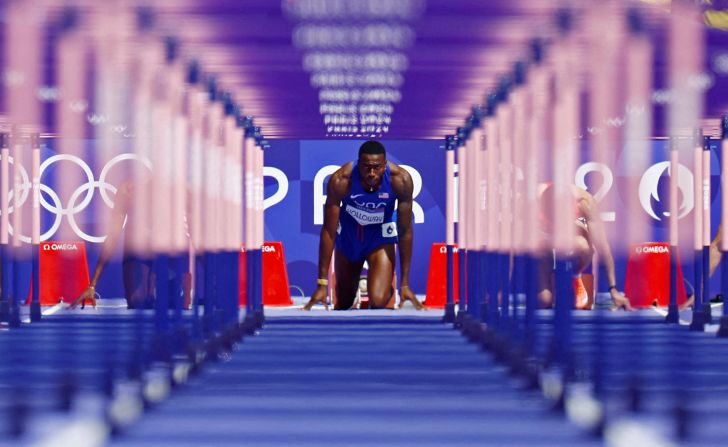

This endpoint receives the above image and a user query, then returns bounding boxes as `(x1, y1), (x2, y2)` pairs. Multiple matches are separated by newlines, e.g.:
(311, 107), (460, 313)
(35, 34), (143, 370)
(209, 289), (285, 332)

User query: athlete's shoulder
(388, 161), (411, 179)
(331, 162), (354, 182)
(328, 162), (354, 198)
(388, 162), (413, 197)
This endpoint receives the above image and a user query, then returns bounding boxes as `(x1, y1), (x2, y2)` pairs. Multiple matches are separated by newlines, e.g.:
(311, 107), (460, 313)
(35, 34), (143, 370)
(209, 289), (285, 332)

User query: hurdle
(0, 1), (284, 442)
(509, 61), (527, 343)
(0, 132), (9, 324)
(443, 135), (456, 323)
(721, 115), (728, 336)
(439, 0), (721, 441)
(455, 127), (468, 327)
(701, 134), (712, 324)
(467, 106), (484, 327)
(0, 0), (262, 432)
(4, 0), (728, 445)
(691, 128), (706, 330)
(523, 38), (547, 357)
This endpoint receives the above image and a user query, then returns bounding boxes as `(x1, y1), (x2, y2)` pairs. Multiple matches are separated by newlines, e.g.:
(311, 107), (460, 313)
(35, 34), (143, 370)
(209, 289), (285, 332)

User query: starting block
(424, 243), (459, 308)
(624, 242), (687, 308)
(27, 241), (90, 305)
(239, 241), (293, 307)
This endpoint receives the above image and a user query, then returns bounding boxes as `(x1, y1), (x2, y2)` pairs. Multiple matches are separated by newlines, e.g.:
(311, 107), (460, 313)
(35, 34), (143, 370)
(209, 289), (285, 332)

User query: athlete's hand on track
(610, 289), (633, 311)
(68, 286), (97, 309)
(398, 286), (424, 310)
(302, 285), (329, 311)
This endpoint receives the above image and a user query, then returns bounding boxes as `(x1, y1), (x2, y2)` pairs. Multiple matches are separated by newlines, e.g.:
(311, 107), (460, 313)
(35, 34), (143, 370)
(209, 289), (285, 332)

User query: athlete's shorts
(335, 221), (398, 263)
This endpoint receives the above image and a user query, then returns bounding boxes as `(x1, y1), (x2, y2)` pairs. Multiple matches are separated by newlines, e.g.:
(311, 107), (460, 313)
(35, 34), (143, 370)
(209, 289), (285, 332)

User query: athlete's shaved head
(358, 140), (386, 159)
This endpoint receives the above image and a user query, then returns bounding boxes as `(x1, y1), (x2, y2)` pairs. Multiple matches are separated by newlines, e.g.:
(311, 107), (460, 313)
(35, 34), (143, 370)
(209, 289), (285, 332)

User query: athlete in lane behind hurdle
(303, 140), (424, 310)
(68, 182), (176, 309)
(538, 183), (633, 311)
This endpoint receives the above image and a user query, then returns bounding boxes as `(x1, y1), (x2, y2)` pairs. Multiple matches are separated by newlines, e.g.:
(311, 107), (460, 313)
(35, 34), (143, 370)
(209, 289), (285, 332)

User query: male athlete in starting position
(303, 140), (424, 310)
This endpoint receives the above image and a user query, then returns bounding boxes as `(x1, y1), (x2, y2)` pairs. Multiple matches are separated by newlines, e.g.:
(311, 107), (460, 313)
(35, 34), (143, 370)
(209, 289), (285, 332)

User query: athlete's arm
(577, 188), (632, 310)
(69, 182), (131, 308)
(710, 224), (723, 277)
(318, 174), (345, 280)
(303, 166), (349, 310)
(392, 165), (423, 309)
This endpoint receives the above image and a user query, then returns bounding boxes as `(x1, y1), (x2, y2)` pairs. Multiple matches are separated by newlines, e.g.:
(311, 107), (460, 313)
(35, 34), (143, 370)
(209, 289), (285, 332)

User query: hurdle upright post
(550, 6), (579, 381)
(455, 126), (468, 327)
(443, 135), (456, 323)
(242, 118), (256, 331)
(30, 133), (41, 322)
(202, 77), (221, 336)
(168, 37), (190, 344)
(151, 38), (176, 361)
(524, 39), (547, 356)
(253, 127), (266, 328)
(510, 61), (527, 341)
(690, 128), (705, 330)
(0, 132), (10, 323)
(667, 0), (703, 324)
(186, 59), (206, 343)
(496, 76), (513, 333)
(9, 131), (23, 328)
(701, 135), (712, 324)
(485, 91), (501, 329)
(230, 108), (245, 333)
(666, 136), (680, 324)
(218, 92), (237, 331)
(718, 116), (728, 336)
(481, 93), (497, 326)
(468, 106), (484, 326)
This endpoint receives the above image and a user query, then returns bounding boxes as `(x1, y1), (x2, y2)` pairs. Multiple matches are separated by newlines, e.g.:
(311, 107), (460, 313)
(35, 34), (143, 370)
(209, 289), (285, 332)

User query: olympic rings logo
(2, 153), (152, 244)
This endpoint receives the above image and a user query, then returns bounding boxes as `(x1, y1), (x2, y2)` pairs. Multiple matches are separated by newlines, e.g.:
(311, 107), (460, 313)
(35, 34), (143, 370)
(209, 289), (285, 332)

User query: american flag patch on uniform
(378, 192), (389, 199)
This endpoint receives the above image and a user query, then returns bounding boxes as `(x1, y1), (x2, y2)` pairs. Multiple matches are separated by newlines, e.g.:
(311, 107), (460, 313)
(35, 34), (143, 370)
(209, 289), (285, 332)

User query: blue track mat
(5, 305), (728, 445)
(106, 311), (599, 447)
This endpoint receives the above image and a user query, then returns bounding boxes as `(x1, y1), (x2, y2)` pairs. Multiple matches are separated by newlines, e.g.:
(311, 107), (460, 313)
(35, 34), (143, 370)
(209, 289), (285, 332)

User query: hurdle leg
(690, 247), (705, 330)
(465, 251), (483, 339)
(455, 248), (466, 326)
(28, 133), (40, 321)
(443, 137), (456, 323)
(666, 141), (680, 323)
(0, 245), (8, 323)
(153, 254), (171, 362)
(511, 253), (523, 344)
(553, 257), (574, 380)
(719, 117), (728, 335)
(0, 131), (7, 322)
(30, 244), (40, 322)
(717, 255), (728, 336)
(524, 254), (537, 356)
(203, 251), (216, 334)
(701, 244), (712, 324)
(9, 245), (20, 328)
(469, 250), (481, 324)
(254, 249), (265, 328)
(500, 252), (510, 333)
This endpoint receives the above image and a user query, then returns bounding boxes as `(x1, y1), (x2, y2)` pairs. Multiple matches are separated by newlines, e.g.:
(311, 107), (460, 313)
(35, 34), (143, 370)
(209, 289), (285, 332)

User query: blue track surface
(5, 305), (728, 445)
(107, 313), (600, 447)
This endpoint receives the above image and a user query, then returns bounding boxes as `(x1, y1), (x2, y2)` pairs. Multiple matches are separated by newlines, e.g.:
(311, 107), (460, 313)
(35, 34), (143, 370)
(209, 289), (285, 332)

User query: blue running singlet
(335, 162), (398, 262)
